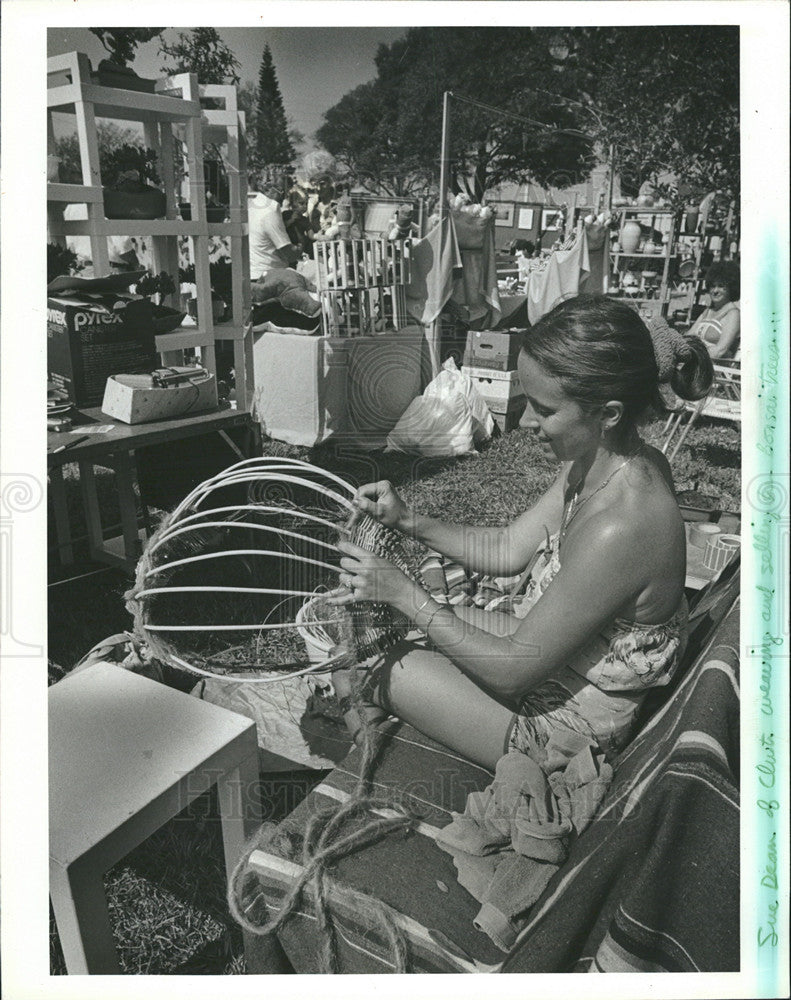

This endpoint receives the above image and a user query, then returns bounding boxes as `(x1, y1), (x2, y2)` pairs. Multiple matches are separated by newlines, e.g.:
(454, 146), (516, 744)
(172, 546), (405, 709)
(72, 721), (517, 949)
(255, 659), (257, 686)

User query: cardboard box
(47, 294), (157, 407)
(485, 394), (527, 434)
(462, 366), (522, 404)
(252, 327), (428, 450)
(463, 329), (525, 371)
(101, 372), (218, 424)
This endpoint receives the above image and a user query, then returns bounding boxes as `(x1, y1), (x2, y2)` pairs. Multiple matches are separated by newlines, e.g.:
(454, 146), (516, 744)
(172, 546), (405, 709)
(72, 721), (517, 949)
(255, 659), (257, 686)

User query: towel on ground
(436, 740), (613, 952)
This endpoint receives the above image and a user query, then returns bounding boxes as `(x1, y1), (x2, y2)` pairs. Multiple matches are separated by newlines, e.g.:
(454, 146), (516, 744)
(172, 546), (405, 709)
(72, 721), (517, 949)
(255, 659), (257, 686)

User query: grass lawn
(47, 413), (739, 974)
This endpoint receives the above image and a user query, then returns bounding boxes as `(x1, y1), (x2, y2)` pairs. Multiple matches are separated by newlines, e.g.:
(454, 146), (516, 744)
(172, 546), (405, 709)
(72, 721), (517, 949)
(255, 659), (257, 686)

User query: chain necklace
(561, 442), (645, 540)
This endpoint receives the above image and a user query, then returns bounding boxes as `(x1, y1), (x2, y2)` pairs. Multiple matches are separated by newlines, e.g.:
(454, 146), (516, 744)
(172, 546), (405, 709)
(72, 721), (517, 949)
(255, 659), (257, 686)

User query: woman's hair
(521, 295), (714, 432)
(705, 260), (740, 300)
(287, 185), (308, 210)
(511, 238), (534, 255)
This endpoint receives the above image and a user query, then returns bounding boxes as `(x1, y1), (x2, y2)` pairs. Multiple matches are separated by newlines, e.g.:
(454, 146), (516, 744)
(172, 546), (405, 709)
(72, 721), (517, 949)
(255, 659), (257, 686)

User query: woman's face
(708, 279), (731, 309)
(517, 353), (603, 462)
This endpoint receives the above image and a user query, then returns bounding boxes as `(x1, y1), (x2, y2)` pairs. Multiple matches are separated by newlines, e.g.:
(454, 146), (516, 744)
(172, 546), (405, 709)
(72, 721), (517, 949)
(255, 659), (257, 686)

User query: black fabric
(251, 268), (321, 318)
(250, 300), (321, 333)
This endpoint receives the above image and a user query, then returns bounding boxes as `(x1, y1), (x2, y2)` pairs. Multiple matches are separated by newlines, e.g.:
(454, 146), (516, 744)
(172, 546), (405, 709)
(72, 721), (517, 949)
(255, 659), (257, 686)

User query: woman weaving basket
(329, 295), (714, 772)
(220, 294), (717, 960)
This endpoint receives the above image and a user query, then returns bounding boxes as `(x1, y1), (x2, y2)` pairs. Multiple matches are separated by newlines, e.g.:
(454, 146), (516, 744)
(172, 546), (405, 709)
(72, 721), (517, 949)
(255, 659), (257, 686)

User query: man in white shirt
(248, 181), (301, 280)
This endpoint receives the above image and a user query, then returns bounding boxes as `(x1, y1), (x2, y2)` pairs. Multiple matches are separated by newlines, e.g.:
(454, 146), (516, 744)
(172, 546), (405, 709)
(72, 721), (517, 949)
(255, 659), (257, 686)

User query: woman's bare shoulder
(640, 441), (676, 493)
(572, 449), (682, 552)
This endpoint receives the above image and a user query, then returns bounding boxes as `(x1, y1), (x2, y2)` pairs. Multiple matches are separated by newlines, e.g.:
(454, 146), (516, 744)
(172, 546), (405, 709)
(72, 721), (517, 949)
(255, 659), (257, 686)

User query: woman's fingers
(337, 538), (368, 558)
(352, 481), (395, 518)
(356, 480), (391, 502)
(325, 591), (357, 607)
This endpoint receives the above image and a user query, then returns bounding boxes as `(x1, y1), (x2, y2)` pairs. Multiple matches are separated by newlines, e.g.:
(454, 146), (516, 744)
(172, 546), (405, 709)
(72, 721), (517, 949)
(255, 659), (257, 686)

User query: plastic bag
(439, 363), (495, 443)
(386, 358), (493, 457)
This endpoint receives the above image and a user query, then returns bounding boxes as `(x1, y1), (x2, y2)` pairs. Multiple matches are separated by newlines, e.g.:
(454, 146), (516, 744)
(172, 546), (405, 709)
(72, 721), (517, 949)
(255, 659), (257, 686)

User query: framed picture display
(517, 207), (535, 230)
(541, 208), (563, 231)
(493, 203), (514, 227)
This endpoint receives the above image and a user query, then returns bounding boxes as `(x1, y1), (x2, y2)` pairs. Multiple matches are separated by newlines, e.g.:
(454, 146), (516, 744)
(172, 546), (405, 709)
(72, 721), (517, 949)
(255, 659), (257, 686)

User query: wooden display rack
(313, 237), (412, 337)
(607, 207), (678, 320)
(46, 51), (253, 408)
(673, 200), (736, 326)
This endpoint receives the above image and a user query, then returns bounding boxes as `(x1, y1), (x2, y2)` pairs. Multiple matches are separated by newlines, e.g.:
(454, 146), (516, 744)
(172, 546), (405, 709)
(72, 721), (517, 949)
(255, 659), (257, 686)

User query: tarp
(405, 215), (463, 327)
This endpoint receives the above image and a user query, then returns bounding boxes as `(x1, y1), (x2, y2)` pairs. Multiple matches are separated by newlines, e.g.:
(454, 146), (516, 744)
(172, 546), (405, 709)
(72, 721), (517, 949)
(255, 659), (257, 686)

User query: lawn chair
(661, 357), (741, 462)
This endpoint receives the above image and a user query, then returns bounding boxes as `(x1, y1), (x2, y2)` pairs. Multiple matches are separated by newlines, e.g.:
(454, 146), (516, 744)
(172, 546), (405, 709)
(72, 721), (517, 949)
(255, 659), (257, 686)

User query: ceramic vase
(621, 220), (642, 254)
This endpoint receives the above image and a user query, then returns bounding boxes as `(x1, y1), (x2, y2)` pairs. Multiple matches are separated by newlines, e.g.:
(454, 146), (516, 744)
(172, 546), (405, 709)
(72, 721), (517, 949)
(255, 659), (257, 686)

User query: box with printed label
(486, 395), (527, 434)
(462, 366), (522, 404)
(490, 406), (525, 434)
(462, 330), (524, 371)
(47, 295), (157, 407)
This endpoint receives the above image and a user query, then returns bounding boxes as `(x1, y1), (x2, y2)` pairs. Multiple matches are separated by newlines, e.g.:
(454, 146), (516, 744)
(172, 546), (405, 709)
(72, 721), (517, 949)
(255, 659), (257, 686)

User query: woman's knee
(361, 638), (446, 709)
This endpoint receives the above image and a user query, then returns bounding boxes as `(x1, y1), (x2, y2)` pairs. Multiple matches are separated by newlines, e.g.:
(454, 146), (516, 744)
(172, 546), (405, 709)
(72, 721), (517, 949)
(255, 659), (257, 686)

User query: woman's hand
(349, 480), (412, 533)
(327, 539), (416, 608)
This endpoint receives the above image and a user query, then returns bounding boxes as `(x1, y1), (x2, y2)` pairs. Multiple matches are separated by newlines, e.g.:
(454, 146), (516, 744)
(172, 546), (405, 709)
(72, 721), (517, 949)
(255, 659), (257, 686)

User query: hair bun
(645, 316), (688, 381)
(645, 315), (713, 401)
(670, 336), (715, 401)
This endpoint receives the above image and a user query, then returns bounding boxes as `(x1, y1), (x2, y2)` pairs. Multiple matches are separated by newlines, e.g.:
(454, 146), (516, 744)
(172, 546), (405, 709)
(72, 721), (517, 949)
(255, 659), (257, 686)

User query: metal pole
(607, 143), (615, 213)
(429, 91), (452, 377)
(438, 90), (452, 224)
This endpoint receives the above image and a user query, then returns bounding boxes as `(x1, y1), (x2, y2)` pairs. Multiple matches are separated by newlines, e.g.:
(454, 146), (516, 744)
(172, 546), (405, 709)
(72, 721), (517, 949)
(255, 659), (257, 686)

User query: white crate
(462, 366), (522, 403)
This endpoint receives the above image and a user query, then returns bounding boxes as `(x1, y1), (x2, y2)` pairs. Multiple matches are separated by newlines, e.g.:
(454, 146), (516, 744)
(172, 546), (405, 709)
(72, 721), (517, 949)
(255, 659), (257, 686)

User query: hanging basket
(151, 305), (188, 334)
(103, 187), (167, 221)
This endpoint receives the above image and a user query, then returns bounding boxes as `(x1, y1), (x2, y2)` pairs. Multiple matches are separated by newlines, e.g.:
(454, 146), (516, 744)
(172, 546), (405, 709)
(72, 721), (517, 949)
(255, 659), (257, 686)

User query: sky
(47, 27), (408, 153)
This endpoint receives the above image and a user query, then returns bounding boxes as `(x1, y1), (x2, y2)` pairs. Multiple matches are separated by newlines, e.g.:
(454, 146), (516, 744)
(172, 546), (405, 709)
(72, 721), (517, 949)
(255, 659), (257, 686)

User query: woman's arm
(335, 509), (646, 703)
(353, 473), (566, 577)
(686, 310), (706, 340)
(707, 308), (740, 359)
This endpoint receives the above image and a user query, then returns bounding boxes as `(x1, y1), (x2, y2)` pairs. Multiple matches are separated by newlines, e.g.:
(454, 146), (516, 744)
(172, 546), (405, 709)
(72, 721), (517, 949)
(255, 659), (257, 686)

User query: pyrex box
(47, 295), (157, 408)
(462, 329), (524, 372)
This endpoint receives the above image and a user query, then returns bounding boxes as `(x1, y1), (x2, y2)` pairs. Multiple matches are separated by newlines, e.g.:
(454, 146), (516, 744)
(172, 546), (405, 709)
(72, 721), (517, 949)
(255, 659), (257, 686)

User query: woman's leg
(363, 638), (515, 771)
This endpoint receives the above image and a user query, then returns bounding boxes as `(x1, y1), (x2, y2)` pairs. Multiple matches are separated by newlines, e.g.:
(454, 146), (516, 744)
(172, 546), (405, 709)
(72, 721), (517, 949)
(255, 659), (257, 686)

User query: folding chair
(661, 358), (741, 462)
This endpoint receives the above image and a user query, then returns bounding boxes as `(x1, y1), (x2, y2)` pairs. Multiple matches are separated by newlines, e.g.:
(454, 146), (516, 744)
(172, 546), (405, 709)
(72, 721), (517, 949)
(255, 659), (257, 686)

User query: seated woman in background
(688, 261), (740, 360)
(330, 295), (714, 771)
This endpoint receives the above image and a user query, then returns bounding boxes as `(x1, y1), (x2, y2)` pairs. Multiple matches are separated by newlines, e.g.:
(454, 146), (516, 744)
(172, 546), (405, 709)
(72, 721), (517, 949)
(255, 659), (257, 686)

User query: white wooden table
(47, 405), (256, 573)
(49, 661), (262, 974)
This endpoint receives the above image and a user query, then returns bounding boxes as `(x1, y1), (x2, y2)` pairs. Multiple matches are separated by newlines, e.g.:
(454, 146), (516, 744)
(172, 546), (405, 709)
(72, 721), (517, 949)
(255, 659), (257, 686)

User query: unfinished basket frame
(128, 456), (415, 682)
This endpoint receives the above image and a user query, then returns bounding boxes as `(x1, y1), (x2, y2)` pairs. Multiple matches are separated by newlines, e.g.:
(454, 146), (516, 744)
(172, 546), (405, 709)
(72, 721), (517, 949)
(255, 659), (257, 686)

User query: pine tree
(253, 45), (296, 181)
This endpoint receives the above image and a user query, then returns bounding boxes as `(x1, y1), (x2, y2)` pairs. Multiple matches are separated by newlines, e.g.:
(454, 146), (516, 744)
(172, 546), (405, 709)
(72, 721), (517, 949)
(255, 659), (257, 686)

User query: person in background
(512, 240), (536, 284)
(308, 175), (337, 236)
(687, 261), (740, 360)
(247, 176), (301, 280)
(282, 185), (315, 257)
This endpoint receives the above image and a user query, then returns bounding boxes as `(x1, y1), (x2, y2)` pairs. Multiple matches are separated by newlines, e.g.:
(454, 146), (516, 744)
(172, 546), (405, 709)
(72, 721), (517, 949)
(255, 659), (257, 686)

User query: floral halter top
(508, 528), (689, 761)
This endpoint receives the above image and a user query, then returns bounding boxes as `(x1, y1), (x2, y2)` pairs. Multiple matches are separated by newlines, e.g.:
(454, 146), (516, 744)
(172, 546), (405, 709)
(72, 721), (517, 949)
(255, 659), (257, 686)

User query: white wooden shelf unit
(46, 51), (253, 408)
